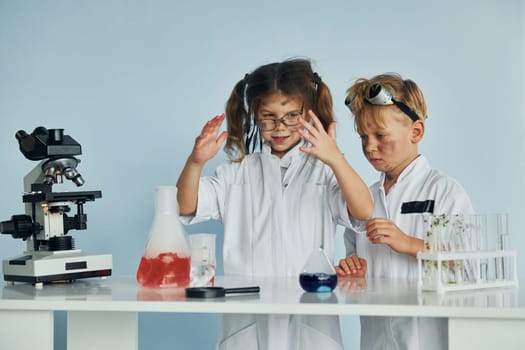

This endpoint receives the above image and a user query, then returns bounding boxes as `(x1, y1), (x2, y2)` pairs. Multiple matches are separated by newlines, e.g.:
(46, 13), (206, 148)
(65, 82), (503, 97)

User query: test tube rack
(417, 249), (518, 293)
(416, 213), (518, 293)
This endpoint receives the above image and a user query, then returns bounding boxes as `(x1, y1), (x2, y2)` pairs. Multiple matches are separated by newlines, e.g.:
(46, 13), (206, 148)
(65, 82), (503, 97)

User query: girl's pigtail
(225, 78), (248, 162)
(312, 73), (335, 131)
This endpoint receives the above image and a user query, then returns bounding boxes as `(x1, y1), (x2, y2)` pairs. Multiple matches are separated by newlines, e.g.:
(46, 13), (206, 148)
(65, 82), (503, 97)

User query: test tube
(478, 214), (488, 251)
(496, 214), (509, 280)
(472, 215), (484, 251)
(478, 214), (491, 282)
(480, 259), (488, 282)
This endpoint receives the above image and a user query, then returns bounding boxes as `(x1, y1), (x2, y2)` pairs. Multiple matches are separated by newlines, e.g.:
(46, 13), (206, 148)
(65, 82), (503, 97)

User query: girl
(177, 58), (373, 350)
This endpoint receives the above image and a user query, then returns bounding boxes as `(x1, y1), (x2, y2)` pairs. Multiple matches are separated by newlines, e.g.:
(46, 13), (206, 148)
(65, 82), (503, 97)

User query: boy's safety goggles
(345, 84), (421, 121)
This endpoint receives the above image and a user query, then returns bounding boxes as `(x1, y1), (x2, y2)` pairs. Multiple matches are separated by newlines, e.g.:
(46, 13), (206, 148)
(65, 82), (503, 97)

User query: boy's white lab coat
(182, 142), (358, 350)
(344, 155), (474, 350)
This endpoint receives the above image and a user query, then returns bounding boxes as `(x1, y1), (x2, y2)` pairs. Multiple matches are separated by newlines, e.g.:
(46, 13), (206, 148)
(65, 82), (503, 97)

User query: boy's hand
(335, 255), (367, 278)
(365, 218), (424, 257)
(190, 114), (228, 165)
(297, 111), (344, 166)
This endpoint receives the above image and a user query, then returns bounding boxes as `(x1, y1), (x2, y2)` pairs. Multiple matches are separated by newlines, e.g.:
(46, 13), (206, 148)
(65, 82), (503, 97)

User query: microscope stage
(2, 250), (112, 284)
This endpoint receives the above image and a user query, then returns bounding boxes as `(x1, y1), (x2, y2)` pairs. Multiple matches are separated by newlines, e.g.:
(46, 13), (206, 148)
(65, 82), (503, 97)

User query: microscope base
(2, 250), (112, 285)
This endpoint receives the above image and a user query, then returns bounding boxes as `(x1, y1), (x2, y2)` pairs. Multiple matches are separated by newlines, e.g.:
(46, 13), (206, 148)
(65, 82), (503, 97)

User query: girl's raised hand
(190, 114), (228, 165)
(297, 110), (342, 166)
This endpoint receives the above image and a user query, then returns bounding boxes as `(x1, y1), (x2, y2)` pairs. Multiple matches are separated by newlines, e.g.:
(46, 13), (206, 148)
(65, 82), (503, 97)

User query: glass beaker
(189, 233), (216, 287)
(136, 186), (191, 288)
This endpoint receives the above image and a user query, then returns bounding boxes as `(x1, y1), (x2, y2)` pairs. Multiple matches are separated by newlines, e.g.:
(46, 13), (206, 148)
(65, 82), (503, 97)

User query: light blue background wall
(1, 1), (523, 349)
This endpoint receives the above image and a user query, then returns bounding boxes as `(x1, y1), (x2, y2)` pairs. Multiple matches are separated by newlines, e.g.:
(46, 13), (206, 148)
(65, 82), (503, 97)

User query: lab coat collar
(379, 154), (429, 188)
(261, 139), (307, 168)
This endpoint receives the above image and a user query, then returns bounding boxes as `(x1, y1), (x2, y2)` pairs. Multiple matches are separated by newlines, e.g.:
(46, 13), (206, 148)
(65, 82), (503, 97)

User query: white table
(0, 275), (523, 350)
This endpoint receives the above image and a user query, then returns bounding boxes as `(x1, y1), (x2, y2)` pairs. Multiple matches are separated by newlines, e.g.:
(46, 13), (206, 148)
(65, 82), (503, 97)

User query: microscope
(0, 127), (112, 287)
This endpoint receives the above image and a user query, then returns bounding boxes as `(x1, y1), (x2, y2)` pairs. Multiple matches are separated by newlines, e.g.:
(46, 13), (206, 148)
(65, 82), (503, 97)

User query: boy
(336, 73), (474, 350)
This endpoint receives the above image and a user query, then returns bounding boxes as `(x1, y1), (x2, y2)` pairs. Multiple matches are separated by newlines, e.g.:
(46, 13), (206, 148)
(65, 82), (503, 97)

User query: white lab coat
(344, 155), (474, 350)
(182, 141), (358, 350)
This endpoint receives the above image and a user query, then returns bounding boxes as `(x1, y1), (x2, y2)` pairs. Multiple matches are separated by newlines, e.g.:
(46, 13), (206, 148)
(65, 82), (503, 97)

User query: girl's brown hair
(224, 58), (334, 161)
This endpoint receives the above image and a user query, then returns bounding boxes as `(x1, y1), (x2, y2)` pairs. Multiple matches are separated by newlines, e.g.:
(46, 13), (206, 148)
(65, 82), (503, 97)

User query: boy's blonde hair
(345, 73), (427, 134)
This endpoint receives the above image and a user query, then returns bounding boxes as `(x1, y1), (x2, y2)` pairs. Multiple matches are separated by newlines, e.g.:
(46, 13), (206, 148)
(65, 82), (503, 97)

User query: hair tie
(242, 74), (250, 115)
(311, 72), (321, 92)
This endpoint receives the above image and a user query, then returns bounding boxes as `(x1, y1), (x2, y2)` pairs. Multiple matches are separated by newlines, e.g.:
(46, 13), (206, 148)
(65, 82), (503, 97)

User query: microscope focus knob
(0, 214), (39, 240)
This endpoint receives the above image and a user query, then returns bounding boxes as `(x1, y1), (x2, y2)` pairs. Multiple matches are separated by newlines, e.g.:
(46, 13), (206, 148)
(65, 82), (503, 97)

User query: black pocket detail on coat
(401, 200), (435, 214)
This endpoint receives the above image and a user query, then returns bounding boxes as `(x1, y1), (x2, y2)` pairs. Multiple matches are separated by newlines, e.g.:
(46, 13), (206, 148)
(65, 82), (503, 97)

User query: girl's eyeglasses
(256, 105), (304, 131)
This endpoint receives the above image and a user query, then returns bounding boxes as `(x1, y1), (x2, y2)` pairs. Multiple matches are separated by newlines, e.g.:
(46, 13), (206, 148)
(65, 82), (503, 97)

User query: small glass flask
(299, 247), (338, 293)
(136, 186), (191, 288)
(299, 184), (337, 293)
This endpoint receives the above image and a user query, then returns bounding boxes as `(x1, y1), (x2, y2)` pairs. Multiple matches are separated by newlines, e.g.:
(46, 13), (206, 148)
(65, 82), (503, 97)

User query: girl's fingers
(300, 111), (324, 136)
(327, 122), (336, 138)
(307, 110), (322, 127)
(338, 258), (350, 274)
(350, 255), (362, 269)
(358, 258), (367, 270)
(216, 131), (228, 147)
(340, 257), (359, 274)
(201, 114), (226, 136)
(335, 266), (346, 277)
(298, 116), (315, 134)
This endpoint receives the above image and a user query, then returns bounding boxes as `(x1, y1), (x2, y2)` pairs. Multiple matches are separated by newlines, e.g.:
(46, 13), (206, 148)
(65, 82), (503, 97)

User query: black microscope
(0, 127), (112, 287)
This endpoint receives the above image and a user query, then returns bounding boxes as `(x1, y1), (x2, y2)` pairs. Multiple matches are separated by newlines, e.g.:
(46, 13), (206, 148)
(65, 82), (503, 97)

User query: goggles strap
(392, 99), (420, 121)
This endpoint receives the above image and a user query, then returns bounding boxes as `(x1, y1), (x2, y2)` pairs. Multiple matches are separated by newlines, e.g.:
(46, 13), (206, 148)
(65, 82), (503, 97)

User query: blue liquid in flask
(299, 272), (337, 293)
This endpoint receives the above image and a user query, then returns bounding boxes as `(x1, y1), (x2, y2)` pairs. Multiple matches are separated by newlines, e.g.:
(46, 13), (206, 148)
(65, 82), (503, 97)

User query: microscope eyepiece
(16, 127), (81, 161)
(15, 130), (29, 142)
(48, 128), (64, 144)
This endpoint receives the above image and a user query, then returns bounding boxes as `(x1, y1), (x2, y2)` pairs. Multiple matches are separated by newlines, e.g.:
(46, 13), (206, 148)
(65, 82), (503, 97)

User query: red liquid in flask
(136, 252), (191, 288)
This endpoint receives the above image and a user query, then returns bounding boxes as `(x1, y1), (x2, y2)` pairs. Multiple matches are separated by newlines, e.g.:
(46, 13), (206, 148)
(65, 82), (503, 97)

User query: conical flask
(298, 184), (337, 293)
(136, 186), (191, 288)
(299, 247), (338, 293)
